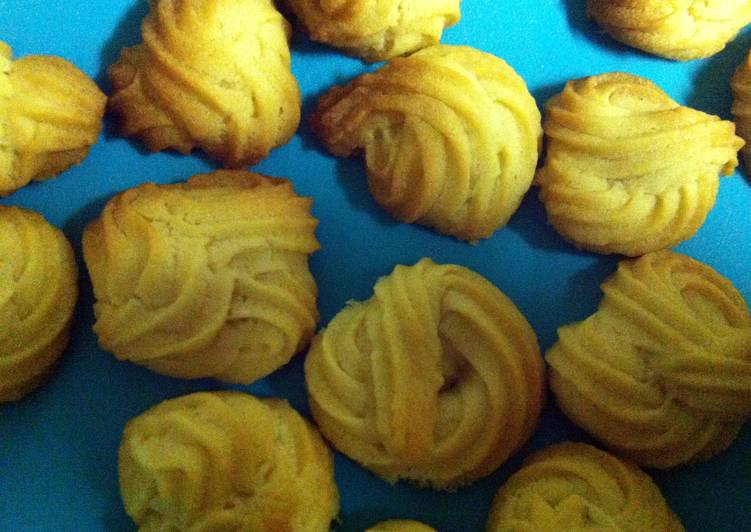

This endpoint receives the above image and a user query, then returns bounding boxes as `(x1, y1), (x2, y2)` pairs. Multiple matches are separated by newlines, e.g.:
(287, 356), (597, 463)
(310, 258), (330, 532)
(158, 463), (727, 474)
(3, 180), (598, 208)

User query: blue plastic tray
(1, 1), (750, 530)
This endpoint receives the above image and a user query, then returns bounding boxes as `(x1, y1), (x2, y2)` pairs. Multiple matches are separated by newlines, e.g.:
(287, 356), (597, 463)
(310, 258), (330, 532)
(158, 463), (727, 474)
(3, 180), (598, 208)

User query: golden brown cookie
(305, 258), (545, 489)
(367, 520), (436, 532)
(536, 72), (742, 256)
(312, 45), (541, 242)
(486, 442), (684, 532)
(108, 0), (300, 167)
(119, 391), (339, 531)
(731, 49), (751, 166)
(83, 170), (319, 384)
(284, 0), (461, 61)
(0, 41), (105, 196)
(0, 206), (78, 402)
(587, 0), (751, 61)
(546, 251), (751, 468)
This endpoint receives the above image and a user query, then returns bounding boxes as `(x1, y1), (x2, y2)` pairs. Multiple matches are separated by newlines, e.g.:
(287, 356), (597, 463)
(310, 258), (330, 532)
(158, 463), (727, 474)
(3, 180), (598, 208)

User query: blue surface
(1, 1), (750, 530)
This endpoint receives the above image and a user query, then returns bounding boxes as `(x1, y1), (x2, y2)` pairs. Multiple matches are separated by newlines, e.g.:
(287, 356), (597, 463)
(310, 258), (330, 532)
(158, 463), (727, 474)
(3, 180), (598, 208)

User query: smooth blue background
(1, 1), (750, 530)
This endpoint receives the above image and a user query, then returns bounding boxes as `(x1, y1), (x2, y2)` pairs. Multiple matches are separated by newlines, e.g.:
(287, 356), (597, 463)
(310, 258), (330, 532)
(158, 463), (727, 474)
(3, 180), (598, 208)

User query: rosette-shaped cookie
(486, 442), (684, 532)
(82, 170), (319, 384)
(547, 251), (751, 468)
(0, 206), (77, 402)
(284, 0), (461, 61)
(367, 520), (436, 532)
(587, 0), (751, 60)
(536, 73), (742, 256)
(0, 41), (105, 196)
(119, 391), (339, 531)
(306, 258), (545, 489)
(108, 0), (300, 167)
(311, 45), (542, 242)
(731, 50), (751, 166)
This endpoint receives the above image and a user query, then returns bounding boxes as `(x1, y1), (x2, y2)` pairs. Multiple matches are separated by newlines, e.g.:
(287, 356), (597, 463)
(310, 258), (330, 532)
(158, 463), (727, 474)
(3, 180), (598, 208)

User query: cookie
(731, 50), (751, 167)
(119, 391), (339, 531)
(83, 170), (319, 384)
(284, 0), (461, 61)
(486, 442), (684, 531)
(312, 45), (541, 241)
(0, 41), (105, 196)
(0, 206), (77, 402)
(587, 0), (751, 60)
(305, 258), (545, 489)
(536, 72), (742, 256)
(546, 250), (751, 468)
(108, 0), (300, 167)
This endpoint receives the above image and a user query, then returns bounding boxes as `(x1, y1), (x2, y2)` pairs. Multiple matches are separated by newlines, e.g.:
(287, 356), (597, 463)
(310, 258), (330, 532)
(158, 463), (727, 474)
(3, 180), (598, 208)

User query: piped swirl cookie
(587, 0), (751, 61)
(305, 258), (545, 489)
(108, 0), (300, 167)
(536, 72), (742, 256)
(731, 50), (751, 166)
(119, 391), (339, 531)
(546, 251), (751, 468)
(82, 170), (319, 384)
(311, 45), (542, 242)
(486, 442), (684, 532)
(0, 41), (105, 196)
(0, 206), (77, 402)
(367, 520), (436, 532)
(284, 0), (461, 61)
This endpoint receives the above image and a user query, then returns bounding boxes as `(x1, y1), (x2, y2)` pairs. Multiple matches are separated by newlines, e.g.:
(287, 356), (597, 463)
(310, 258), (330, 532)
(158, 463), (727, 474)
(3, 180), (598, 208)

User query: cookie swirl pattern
(486, 442), (684, 532)
(312, 45), (542, 242)
(0, 206), (78, 402)
(108, 0), (300, 167)
(305, 258), (545, 489)
(546, 251), (751, 468)
(83, 170), (319, 384)
(119, 391), (339, 531)
(587, 0), (751, 61)
(537, 72), (742, 256)
(284, 0), (461, 61)
(0, 41), (105, 196)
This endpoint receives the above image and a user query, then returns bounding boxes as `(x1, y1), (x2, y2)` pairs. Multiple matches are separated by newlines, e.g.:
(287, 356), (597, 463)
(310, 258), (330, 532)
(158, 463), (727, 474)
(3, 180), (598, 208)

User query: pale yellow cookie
(486, 442), (684, 532)
(0, 206), (77, 402)
(546, 251), (751, 468)
(119, 391), (339, 531)
(0, 41), (105, 196)
(108, 0), (300, 167)
(587, 0), (751, 61)
(83, 170), (319, 384)
(367, 520), (436, 532)
(731, 50), (751, 166)
(312, 45), (541, 242)
(536, 72), (742, 256)
(284, 0), (461, 61)
(305, 258), (545, 489)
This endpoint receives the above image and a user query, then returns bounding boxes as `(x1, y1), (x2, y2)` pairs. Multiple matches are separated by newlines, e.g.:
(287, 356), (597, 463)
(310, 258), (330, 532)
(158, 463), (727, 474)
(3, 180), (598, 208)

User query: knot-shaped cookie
(284, 0), (461, 61)
(546, 251), (751, 468)
(305, 258), (545, 489)
(119, 391), (339, 531)
(0, 206), (77, 402)
(587, 0), (751, 60)
(486, 442), (684, 532)
(536, 72), (742, 256)
(732, 50), (751, 167)
(83, 170), (319, 384)
(0, 41), (105, 196)
(311, 45), (542, 242)
(108, 0), (300, 167)
(366, 520), (436, 532)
